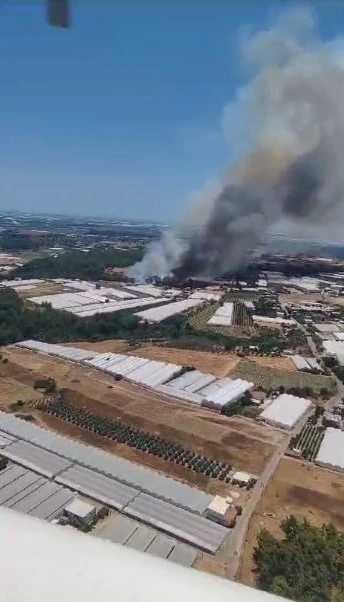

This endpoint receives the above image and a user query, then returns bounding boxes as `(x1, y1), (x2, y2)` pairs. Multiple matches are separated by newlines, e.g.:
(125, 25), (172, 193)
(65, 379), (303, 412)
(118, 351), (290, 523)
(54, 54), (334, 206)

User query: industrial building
(231, 471), (255, 487)
(259, 394), (312, 429)
(316, 428), (344, 472)
(205, 495), (235, 527)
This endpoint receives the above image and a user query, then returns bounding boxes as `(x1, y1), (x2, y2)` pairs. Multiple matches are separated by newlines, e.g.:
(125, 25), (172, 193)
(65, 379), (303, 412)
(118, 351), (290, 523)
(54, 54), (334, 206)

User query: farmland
(289, 423), (325, 461)
(188, 302), (255, 337)
(230, 360), (336, 396)
(239, 458), (344, 588)
(0, 346), (286, 481)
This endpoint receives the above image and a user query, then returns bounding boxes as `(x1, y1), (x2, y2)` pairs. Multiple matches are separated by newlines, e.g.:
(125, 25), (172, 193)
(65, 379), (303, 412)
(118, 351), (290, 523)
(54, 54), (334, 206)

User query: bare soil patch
(239, 457), (344, 588)
(133, 345), (241, 377)
(0, 377), (42, 409)
(63, 340), (129, 353)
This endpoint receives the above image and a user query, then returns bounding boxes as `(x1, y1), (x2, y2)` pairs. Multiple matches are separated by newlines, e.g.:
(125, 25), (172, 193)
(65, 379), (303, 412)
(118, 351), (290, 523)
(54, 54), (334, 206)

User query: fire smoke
(129, 7), (344, 281)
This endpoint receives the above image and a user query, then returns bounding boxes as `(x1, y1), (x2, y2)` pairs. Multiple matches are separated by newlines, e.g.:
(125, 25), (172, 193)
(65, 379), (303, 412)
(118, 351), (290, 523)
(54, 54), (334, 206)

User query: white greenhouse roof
(260, 394), (312, 429)
(323, 340), (344, 356)
(135, 298), (204, 323)
(316, 428), (344, 470)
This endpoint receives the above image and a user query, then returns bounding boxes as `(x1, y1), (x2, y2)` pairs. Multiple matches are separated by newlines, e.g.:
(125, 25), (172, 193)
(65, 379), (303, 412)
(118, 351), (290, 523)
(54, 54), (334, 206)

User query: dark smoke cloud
(129, 6), (344, 281)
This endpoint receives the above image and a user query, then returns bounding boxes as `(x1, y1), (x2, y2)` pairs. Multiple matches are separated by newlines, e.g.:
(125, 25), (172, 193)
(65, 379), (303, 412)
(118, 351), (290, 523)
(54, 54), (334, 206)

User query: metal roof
(168, 543), (198, 568)
(30, 487), (75, 521)
(0, 462), (76, 519)
(1, 440), (72, 479)
(55, 465), (138, 510)
(146, 533), (175, 559)
(125, 493), (229, 554)
(125, 524), (156, 552)
(0, 413), (212, 513)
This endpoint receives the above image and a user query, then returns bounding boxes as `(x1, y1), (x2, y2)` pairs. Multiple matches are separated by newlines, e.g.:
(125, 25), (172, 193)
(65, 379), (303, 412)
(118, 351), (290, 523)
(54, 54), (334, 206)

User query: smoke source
(129, 7), (344, 281)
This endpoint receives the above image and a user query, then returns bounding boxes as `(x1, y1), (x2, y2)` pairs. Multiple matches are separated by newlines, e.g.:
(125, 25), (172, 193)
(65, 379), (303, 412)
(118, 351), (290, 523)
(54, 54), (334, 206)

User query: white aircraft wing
(0, 506), (289, 602)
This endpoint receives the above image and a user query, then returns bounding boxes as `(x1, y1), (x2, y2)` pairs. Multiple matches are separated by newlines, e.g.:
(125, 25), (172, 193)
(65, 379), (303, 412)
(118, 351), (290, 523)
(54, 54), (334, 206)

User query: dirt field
(133, 345), (241, 377)
(64, 339), (129, 354)
(239, 457), (344, 587)
(230, 359), (336, 396)
(18, 281), (67, 298)
(1, 346), (286, 479)
(0, 376), (42, 409)
(248, 356), (296, 371)
(279, 292), (324, 306)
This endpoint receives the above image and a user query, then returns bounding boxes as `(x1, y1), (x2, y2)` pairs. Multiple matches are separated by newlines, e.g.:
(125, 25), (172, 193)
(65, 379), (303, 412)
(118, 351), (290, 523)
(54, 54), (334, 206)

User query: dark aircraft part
(47, 0), (70, 28)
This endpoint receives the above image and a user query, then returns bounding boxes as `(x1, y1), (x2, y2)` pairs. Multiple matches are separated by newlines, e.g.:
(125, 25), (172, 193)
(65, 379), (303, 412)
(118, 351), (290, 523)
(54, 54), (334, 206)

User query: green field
(290, 423), (325, 461)
(230, 360), (336, 395)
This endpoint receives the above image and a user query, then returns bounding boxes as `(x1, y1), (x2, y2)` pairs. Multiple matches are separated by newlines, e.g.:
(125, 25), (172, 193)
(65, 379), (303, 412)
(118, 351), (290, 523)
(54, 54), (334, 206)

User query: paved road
(225, 433), (291, 581)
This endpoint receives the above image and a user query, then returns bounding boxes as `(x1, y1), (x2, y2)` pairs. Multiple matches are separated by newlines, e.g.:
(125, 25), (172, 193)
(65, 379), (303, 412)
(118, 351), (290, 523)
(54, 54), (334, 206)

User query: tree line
(8, 248), (143, 281)
(254, 515), (344, 601)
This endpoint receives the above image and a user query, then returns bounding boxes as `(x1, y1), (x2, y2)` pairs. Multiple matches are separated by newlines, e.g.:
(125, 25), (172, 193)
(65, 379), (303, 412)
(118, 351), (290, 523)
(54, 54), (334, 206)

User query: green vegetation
(8, 399), (25, 412)
(231, 360), (336, 396)
(254, 516), (344, 601)
(9, 248), (142, 281)
(221, 392), (254, 417)
(33, 377), (57, 394)
(289, 422), (325, 461)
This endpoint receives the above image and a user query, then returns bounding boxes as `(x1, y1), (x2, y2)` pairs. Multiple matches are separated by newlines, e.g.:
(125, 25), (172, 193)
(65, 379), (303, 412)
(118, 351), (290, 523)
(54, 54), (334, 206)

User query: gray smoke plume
(129, 6), (344, 281)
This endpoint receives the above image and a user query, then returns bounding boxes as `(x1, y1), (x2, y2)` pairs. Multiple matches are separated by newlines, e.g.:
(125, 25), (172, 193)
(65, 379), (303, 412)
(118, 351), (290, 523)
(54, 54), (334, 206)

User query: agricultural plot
(35, 398), (234, 482)
(189, 302), (255, 337)
(231, 360), (336, 396)
(232, 303), (253, 328)
(290, 423), (325, 461)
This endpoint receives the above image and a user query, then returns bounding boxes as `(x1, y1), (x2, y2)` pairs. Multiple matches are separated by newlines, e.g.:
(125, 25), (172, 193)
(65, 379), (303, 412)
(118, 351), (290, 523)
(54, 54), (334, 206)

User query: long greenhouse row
(15, 340), (254, 410)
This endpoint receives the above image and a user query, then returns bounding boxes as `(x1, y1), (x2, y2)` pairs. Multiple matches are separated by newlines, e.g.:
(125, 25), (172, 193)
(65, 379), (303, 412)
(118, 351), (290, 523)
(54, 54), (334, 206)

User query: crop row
(290, 423), (325, 461)
(232, 303), (253, 328)
(36, 399), (233, 481)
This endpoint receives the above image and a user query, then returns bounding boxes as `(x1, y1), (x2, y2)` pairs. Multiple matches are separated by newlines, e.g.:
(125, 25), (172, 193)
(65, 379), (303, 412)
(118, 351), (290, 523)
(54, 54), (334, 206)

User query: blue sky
(1, 1), (343, 223)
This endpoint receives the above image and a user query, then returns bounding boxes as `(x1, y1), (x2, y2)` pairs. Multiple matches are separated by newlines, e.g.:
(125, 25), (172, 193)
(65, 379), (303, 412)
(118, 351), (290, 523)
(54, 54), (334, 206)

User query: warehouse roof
(316, 428), (344, 470)
(0, 412), (212, 514)
(260, 394), (312, 429)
